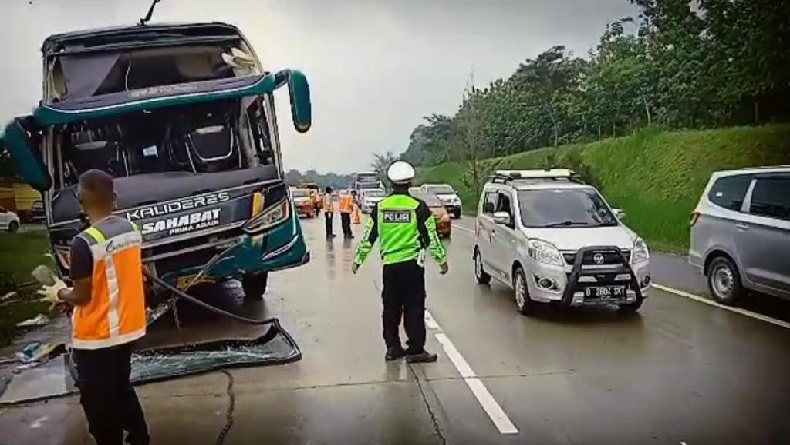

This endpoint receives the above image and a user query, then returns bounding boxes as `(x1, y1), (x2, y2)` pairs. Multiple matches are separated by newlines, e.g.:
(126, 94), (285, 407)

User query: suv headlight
(631, 237), (650, 264)
(527, 239), (564, 266)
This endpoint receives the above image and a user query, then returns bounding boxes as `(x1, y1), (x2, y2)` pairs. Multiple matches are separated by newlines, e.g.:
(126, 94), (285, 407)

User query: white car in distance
(360, 188), (387, 214)
(420, 183), (462, 218)
(473, 169), (651, 315)
(0, 206), (21, 233)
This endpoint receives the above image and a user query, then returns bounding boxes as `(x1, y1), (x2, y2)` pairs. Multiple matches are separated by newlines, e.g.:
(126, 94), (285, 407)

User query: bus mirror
(280, 70), (312, 134)
(1, 118), (51, 191)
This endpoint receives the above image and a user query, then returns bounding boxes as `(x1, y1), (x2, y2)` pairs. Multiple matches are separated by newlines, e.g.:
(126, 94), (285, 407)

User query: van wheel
(474, 249), (491, 285)
(706, 256), (744, 305)
(7, 221), (19, 233)
(513, 267), (535, 316)
(242, 272), (268, 301)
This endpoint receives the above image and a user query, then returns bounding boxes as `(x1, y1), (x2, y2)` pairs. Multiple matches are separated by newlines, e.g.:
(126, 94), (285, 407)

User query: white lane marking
(424, 310), (440, 330)
(653, 284), (790, 330)
(451, 224), (790, 330)
(424, 309), (519, 435)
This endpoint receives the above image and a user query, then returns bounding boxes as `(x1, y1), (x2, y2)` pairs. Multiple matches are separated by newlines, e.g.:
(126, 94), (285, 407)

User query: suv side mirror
(493, 211), (511, 226)
(482, 202), (495, 214)
(612, 209), (626, 220)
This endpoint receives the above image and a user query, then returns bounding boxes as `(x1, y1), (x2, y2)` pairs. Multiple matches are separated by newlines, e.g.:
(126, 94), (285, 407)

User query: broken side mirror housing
(2, 118), (51, 191)
(274, 70), (311, 134)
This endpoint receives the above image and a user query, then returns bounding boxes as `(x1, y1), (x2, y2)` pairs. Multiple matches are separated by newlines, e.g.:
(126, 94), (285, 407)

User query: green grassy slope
(0, 230), (52, 346)
(416, 125), (790, 252)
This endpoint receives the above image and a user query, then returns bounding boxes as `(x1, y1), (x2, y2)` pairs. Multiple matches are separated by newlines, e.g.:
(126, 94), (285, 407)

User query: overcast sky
(0, 0), (636, 174)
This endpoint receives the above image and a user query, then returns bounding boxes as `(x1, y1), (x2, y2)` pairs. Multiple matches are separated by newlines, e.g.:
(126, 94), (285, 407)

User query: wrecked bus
(2, 22), (312, 305)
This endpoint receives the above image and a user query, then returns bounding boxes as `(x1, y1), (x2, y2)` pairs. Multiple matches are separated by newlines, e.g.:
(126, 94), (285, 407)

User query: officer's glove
(439, 262), (449, 275)
(351, 263), (360, 275)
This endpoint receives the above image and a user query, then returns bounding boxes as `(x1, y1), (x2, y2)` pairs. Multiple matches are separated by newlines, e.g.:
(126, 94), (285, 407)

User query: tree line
(284, 169), (356, 189)
(401, 0), (789, 169)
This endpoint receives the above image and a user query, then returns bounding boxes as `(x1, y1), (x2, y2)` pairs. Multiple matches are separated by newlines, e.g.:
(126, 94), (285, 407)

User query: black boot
(385, 347), (406, 361)
(406, 350), (438, 363)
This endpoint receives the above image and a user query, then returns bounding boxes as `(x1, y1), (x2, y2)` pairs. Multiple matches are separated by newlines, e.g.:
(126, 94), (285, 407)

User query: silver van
(689, 166), (790, 304)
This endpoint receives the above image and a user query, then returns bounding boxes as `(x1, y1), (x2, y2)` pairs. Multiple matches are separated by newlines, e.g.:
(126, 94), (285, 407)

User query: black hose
(143, 269), (277, 325)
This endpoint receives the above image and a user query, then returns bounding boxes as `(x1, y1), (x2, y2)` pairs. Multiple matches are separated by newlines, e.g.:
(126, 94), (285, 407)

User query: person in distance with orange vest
(38, 169), (149, 445)
(338, 190), (355, 239)
(324, 186), (336, 240)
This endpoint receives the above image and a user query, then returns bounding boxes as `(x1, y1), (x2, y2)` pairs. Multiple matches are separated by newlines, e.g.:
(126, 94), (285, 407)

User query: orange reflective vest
(338, 194), (354, 213)
(72, 216), (146, 350)
(323, 196), (335, 213)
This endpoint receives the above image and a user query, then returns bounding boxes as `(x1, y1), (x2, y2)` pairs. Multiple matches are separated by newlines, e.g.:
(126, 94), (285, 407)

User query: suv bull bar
(561, 245), (644, 307)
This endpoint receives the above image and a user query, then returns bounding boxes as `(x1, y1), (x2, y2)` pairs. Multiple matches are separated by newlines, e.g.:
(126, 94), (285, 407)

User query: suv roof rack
(488, 169), (585, 185)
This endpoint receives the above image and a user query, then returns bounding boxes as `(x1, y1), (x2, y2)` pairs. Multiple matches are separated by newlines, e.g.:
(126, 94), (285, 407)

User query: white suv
(473, 170), (651, 315)
(420, 183), (462, 218)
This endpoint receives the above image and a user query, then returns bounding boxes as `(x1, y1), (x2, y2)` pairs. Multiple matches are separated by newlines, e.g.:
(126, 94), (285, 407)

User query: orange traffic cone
(351, 206), (361, 224)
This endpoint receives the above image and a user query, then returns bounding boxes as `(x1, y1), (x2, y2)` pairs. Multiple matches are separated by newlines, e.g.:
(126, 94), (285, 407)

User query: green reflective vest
(353, 193), (447, 266)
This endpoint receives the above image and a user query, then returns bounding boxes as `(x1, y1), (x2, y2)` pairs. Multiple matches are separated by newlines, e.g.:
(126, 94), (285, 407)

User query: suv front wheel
(513, 267), (535, 316)
(706, 256), (745, 305)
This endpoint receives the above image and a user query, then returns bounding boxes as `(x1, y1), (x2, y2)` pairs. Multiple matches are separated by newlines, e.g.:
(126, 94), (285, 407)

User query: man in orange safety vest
(37, 169), (149, 445)
(338, 190), (355, 239)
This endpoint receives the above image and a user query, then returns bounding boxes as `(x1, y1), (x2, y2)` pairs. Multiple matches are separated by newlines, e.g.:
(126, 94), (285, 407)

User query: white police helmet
(387, 160), (416, 185)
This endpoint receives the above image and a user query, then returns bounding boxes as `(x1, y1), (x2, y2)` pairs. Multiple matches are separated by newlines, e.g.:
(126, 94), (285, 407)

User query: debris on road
(0, 319), (301, 405)
(14, 342), (61, 365)
(15, 314), (49, 328)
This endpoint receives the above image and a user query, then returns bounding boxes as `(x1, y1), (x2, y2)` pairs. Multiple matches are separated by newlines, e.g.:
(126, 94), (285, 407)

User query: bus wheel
(242, 272), (268, 301)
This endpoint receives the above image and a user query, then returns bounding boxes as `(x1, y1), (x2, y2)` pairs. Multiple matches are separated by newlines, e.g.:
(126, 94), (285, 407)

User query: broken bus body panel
(3, 22), (313, 301)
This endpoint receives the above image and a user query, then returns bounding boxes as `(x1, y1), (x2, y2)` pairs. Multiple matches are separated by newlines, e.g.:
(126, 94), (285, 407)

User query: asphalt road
(1, 216), (789, 445)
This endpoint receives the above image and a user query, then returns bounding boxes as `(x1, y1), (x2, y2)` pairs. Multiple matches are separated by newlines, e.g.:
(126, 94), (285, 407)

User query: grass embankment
(417, 124), (790, 253)
(0, 229), (52, 347)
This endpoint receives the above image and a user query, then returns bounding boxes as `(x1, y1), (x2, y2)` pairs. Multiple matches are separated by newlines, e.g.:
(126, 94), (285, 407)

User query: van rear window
(707, 174), (752, 212)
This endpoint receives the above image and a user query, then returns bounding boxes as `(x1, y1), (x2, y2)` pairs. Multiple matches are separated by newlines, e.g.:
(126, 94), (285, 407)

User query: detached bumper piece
(561, 245), (643, 308)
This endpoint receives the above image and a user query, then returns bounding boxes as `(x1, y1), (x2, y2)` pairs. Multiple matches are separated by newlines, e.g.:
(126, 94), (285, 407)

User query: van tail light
(690, 211), (701, 226)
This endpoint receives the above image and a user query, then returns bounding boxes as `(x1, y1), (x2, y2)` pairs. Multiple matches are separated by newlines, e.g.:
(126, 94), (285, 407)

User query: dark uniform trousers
(74, 343), (149, 445)
(381, 259), (427, 354)
(340, 212), (353, 237)
(325, 212), (334, 237)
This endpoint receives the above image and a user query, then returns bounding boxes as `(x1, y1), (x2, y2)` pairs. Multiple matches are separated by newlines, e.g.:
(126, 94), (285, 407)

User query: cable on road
(144, 270), (277, 325)
(215, 369), (237, 445)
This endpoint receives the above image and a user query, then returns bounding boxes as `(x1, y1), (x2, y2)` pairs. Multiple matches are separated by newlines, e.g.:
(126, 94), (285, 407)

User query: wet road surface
(2, 217), (790, 445)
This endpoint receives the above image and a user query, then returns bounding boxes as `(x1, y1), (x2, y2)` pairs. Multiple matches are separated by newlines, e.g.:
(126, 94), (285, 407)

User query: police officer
(38, 169), (149, 445)
(352, 161), (449, 363)
(324, 186), (336, 239)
